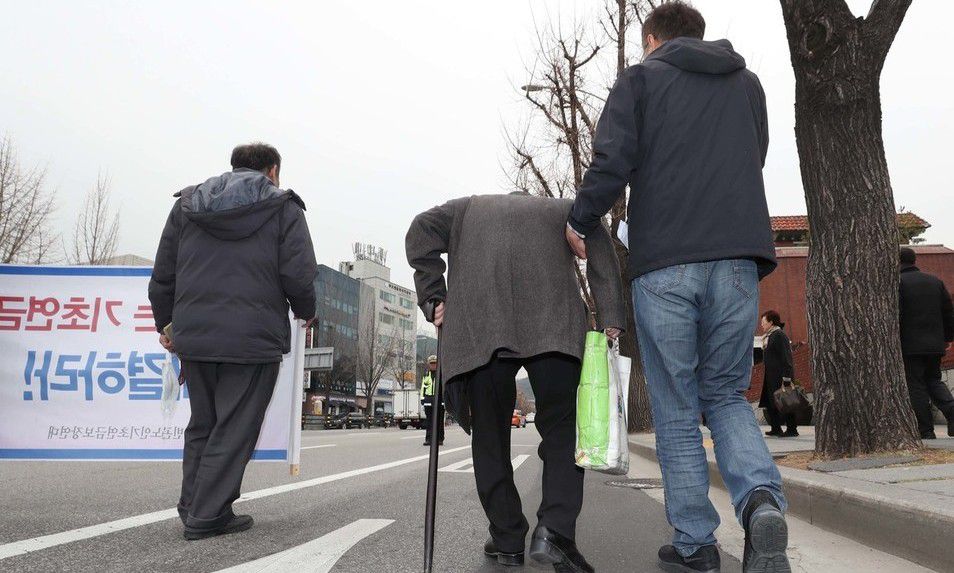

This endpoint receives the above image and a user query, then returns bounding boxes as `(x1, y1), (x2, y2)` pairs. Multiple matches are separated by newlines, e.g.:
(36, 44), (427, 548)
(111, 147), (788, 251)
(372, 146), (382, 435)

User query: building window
(400, 297), (415, 310)
(380, 291), (396, 303)
(379, 313), (394, 325)
(400, 318), (414, 331)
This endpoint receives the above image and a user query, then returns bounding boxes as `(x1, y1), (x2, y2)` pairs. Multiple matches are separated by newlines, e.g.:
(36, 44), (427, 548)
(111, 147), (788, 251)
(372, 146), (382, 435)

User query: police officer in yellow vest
(420, 355), (444, 446)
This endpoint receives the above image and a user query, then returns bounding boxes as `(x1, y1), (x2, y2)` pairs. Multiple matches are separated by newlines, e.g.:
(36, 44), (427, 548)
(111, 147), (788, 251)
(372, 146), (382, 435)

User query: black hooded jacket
(569, 37), (776, 279)
(148, 169), (318, 364)
(899, 264), (954, 356)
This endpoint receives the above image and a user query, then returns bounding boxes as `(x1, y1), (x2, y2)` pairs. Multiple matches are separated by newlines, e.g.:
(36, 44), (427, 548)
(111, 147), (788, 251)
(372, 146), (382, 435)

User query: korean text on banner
(0, 265), (300, 462)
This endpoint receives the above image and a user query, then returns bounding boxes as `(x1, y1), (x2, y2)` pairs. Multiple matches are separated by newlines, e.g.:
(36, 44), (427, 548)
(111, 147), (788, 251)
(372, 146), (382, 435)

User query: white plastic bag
(160, 354), (178, 419)
(603, 342), (632, 475)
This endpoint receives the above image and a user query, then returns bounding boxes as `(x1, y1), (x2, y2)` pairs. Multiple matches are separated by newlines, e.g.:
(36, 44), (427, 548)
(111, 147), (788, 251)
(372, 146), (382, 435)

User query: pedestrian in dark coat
(898, 247), (954, 439)
(757, 311), (796, 437)
(149, 142), (318, 540)
(405, 192), (625, 572)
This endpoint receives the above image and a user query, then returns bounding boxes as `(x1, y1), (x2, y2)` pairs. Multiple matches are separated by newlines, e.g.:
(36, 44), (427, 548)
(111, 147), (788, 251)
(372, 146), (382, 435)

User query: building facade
(340, 244), (418, 413)
(305, 264), (360, 415)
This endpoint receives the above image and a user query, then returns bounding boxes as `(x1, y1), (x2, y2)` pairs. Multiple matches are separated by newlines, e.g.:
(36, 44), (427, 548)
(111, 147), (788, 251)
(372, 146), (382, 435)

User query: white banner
(0, 265), (302, 462)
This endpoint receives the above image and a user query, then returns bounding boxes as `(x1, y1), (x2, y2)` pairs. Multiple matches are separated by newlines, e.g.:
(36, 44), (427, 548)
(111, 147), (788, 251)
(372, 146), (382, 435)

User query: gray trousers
(177, 361), (280, 530)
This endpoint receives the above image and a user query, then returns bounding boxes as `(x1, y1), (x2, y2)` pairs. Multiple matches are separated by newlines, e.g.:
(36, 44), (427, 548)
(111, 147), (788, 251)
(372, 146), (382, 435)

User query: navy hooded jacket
(569, 37), (776, 280)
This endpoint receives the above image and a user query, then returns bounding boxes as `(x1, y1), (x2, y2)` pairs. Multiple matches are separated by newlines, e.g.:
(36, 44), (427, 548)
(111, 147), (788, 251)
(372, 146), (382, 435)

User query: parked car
(511, 410), (526, 428)
(525, 412), (536, 425)
(323, 413), (369, 430)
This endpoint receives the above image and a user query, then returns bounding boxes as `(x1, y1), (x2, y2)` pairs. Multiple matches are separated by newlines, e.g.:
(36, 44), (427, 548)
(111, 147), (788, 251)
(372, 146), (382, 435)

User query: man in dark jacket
(564, 4), (789, 573)
(899, 247), (954, 439)
(406, 192), (626, 573)
(149, 142), (317, 540)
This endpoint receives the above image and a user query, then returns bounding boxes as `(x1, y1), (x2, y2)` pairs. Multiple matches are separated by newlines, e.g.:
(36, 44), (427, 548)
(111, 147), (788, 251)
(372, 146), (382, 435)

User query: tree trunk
(779, 0), (919, 458)
(611, 207), (653, 432)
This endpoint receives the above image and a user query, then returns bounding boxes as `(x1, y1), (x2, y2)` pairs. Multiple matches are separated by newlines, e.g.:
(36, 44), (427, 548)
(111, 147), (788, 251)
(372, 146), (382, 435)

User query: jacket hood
(177, 169), (305, 241)
(900, 264), (920, 273)
(647, 37), (746, 75)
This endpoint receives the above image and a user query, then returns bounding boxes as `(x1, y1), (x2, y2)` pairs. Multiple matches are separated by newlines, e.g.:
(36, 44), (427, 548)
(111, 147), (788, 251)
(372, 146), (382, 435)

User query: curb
(628, 438), (954, 572)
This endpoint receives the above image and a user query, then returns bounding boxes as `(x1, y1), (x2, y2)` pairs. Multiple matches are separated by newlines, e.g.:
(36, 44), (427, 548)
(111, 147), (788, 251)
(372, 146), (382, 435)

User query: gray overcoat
(405, 193), (626, 384)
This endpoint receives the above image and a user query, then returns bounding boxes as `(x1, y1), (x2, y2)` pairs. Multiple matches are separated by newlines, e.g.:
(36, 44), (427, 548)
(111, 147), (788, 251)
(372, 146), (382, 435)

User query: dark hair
(761, 310), (783, 327)
(230, 142), (281, 174)
(643, 1), (705, 44)
(899, 247), (917, 265)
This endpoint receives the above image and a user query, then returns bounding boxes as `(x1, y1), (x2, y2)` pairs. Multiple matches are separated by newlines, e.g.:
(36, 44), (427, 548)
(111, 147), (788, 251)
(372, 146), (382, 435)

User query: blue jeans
(633, 259), (786, 556)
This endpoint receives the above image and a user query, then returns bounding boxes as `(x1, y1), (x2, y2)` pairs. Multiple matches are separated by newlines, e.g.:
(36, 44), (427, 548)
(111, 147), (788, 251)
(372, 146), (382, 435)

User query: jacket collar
(900, 264), (919, 274)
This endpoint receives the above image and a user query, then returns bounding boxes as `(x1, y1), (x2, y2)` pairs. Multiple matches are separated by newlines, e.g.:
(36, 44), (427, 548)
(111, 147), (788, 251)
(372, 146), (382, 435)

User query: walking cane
(423, 301), (442, 572)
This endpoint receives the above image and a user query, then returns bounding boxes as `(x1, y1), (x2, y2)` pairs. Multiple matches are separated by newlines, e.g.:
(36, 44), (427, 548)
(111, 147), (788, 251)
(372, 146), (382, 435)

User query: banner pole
(289, 318), (306, 476)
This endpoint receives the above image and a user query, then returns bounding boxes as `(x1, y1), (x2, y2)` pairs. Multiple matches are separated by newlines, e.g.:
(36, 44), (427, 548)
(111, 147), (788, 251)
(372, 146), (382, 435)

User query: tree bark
(779, 0), (919, 457)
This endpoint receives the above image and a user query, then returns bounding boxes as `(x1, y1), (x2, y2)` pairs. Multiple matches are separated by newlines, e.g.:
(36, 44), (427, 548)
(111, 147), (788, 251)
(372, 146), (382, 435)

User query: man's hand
(159, 334), (175, 353)
(433, 302), (445, 327)
(565, 224), (587, 260)
(605, 327), (621, 340)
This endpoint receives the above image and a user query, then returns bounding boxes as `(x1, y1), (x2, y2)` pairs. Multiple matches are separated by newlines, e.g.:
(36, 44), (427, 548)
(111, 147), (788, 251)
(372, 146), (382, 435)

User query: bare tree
(0, 136), (57, 263)
(69, 173), (120, 265)
(507, 1), (661, 432)
(390, 326), (417, 391)
(356, 306), (399, 415)
(779, 0), (919, 457)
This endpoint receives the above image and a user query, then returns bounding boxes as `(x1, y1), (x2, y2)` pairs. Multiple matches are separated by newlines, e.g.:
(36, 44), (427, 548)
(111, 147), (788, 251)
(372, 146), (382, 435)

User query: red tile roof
(771, 213), (930, 233)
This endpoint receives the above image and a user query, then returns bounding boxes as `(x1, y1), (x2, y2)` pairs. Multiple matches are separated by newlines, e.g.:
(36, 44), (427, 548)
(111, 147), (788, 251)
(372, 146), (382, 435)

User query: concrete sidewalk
(629, 425), (954, 572)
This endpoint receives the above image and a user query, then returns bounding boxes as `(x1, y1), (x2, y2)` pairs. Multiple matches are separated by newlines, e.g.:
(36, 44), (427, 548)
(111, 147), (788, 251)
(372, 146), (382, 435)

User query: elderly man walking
(565, 3), (790, 572)
(406, 192), (625, 572)
(149, 142), (317, 540)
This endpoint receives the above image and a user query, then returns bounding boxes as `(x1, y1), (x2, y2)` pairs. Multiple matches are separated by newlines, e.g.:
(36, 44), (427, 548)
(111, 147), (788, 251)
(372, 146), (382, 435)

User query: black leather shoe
(529, 526), (593, 573)
(948, 418), (954, 437)
(183, 515), (253, 541)
(423, 440), (431, 446)
(742, 491), (791, 573)
(781, 429), (799, 438)
(658, 544), (720, 573)
(483, 538), (524, 566)
(765, 430), (783, 437)
(921, 432), (937, 440)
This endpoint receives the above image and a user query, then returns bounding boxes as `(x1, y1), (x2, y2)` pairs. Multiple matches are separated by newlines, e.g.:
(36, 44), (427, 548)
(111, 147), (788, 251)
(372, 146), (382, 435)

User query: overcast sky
(2, 0), (950, 306)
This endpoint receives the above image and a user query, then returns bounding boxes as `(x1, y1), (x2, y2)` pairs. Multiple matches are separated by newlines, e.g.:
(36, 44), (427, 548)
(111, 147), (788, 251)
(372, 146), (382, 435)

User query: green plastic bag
(575, 331), (610, 469)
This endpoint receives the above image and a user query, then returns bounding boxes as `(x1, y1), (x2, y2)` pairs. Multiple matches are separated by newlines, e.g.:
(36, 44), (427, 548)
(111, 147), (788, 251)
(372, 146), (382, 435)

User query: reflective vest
(420, 373), (435, 401)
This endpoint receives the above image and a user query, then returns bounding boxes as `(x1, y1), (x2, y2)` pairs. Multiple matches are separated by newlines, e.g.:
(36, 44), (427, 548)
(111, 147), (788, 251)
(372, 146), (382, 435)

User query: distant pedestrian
(406, 192), (625, 572)
(565, 3), (791, 571)
(757, 311), (797, 437)
(420, 355), (444, 446)
(149, 142), (318, 540)
(898, 247), (954, 439)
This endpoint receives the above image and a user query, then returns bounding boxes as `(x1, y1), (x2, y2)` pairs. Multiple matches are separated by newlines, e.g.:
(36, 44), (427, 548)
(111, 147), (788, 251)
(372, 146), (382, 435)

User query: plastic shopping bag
(575, 331), (610, 469)
(604, 342), (632, 475)
(160, 354), (178, 419)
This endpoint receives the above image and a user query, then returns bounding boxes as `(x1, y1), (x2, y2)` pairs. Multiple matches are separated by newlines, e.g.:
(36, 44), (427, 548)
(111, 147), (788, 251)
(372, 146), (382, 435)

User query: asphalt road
(0, 426), (743, 572)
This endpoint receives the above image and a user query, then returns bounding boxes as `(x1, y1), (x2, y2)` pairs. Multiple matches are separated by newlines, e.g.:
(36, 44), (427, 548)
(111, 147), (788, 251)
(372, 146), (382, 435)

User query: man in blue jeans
(565, 3), (790, 572)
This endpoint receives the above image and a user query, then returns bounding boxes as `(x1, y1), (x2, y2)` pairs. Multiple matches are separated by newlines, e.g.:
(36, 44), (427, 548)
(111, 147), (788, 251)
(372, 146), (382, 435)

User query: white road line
(0, 445), (470, 561)
(400, 435), (425, 440)
(342, 432), (381, 437)
(438, 457), (475, 473)
(213, 519), (393, 573)
(300, 445), (336, 450)
(439, 455), (531, 474)
(510, 454), (530, 471)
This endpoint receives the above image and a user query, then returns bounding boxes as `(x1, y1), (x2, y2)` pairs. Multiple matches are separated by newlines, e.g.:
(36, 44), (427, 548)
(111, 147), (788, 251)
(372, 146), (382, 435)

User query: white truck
(392, 388), (425, 430)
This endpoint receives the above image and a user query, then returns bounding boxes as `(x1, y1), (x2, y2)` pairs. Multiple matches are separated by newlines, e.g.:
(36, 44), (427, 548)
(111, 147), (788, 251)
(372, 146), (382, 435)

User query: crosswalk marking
(0, 445), (470, 561)
(301, 445), (336, 450)
(213, 519), (393, 573)
(439, 455), (532, 474)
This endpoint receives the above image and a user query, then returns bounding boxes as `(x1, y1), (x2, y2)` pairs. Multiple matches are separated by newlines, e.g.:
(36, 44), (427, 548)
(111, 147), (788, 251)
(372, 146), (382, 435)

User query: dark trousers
(904, 354), (954, 437)
(764, 400), (796, 433)
(422, 400), (445, 442)
(467, 352), (583, 553)
(178, 361), (280, 530)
